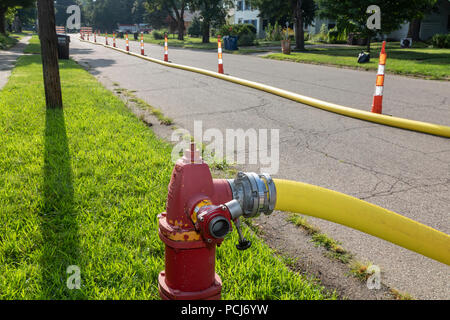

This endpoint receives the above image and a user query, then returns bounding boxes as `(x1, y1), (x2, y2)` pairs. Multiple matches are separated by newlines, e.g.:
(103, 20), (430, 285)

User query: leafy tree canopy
(316, 0), (438, 37)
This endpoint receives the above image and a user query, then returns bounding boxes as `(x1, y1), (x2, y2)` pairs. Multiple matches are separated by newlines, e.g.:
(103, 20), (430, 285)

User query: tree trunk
(295, 0), (305, 50)
(407, 19), (421, 42)
(366, 36), (371, 52)
(177, 19), (185, 40)
(37, 0), (63, 109)
(0, 7), (6, 35)
(202, 20), (210, 43)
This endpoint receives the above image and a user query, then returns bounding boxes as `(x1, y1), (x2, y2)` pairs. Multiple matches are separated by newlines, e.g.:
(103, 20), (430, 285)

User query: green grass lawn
(23, 34), (41, 54)
(0, 41), (336, 299)
(264, 42), (450, 80)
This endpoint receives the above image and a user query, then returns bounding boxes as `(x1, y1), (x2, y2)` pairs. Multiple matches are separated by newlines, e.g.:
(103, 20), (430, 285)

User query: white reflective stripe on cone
(375, 86), (384, 96)
(218, 59), (223, 64)
(377, 64), (385, 75)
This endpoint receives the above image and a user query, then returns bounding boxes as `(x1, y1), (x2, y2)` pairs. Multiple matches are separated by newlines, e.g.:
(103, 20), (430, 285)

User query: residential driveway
(70, 36), (449, 300)
(0, 36), (31, 89)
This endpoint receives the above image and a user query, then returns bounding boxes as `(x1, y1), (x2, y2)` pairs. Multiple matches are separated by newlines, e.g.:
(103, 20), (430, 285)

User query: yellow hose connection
(274, 179), (450, 265)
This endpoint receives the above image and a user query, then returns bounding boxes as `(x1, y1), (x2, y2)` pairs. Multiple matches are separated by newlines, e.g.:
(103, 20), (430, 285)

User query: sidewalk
(0, 36), (31, 89)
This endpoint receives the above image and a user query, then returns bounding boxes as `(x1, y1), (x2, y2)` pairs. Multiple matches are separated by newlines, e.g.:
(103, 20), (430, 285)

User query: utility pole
(37, 0), (63, 109)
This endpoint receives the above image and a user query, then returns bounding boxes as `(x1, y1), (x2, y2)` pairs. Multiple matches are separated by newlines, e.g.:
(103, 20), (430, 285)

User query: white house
(307, 0), (449, 41)
(233, 0), (264, 36)
(387, 0), (450, 40)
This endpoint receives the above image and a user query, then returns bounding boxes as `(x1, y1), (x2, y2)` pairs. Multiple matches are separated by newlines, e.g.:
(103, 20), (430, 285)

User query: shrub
(239, 23), (256, 35)
(328, 28), (340, 44)
(431, 33), (450, 48)
(311, 24), (329, 43)
(304, 32), (310, 41)
(264, 23), (274, 40)
(218, 23), (256, 45)
(0, 33), (18, 50)
(188, 17), (202, 37)
(268, 22), (283, 41)
(152, 30), (165, 40)
(237, 33), (256, 46)
(218, 24), (234, 36)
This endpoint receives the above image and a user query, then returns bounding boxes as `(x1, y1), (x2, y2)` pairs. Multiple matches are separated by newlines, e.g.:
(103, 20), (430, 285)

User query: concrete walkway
(0, 36), (31, 89)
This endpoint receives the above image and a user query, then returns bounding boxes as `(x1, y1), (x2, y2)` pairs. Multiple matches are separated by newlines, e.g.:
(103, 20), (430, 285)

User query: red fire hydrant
(158, 143), (276, 300)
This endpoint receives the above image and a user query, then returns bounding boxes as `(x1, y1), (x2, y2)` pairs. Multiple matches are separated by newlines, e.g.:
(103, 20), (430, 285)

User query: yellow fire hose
(79, 38), (450, 138)
(274, 179), (450, 265)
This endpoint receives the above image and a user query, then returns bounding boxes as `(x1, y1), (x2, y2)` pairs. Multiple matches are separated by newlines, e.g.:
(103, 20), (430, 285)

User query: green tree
(251, 0), (316, 50)
(131, 0), (147, 24)
(190, 0), (232, 43)
(0, 0), (35, 34)
(17, 5), (37, 29)
(77, 0), (145, 32)
(188, 15), (202, 36)
(316, 0), (439, 51)
(54, 0), (77, 27)
(144, 0), (188, 40)
(142, 6), (167, 30)
(405, 0), (438, 41)
(92, 0), (136, 31)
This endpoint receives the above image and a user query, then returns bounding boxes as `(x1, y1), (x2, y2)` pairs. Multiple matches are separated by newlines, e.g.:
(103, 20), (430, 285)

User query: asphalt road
(70, 36), (449, 299)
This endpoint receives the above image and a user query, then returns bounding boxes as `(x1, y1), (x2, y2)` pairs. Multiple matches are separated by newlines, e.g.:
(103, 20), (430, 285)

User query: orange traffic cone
(140, 32), (145, 55)
(164, 33), (168, 62)
(218, 35), (224, 74)
(126, 33), (129, 52)
(371, 41), (387, 114)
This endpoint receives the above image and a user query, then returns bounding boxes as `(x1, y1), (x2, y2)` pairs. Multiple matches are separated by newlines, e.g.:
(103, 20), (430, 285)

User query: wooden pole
(37, 0), (63, 109)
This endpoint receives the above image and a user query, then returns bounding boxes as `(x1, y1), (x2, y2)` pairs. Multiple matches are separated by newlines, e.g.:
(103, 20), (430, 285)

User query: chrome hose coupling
(227, 172), (276, 219)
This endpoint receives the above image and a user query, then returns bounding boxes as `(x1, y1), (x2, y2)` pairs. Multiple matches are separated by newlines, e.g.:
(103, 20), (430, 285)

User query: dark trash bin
(223, 35), (238, 50)
(57, 33), (70, 60)
(357, 51), (370, 63)
(134, 32), (138, 40)
(222, 36), (229, 49)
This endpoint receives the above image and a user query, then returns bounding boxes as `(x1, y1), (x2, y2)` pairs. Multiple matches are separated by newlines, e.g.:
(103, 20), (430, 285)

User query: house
(305, 18), (335, 35)
(166, 10), (200, 35)
(388, 0), (450, 41)
(233, 0), (264, 36)
(307, 0), (449, 41)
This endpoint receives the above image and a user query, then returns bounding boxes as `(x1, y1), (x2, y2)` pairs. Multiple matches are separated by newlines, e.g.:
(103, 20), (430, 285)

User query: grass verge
(263, 42), (450, 80)
(287, 213), (352, 264)
(0, 43), (336, 299)
(23, 34), (40, 54)
(114, 86), (174, 126)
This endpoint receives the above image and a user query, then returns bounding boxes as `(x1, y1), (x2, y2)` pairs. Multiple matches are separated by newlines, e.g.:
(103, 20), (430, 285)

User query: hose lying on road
(79, 38), (450, 138)
(274, 178), (450, 266)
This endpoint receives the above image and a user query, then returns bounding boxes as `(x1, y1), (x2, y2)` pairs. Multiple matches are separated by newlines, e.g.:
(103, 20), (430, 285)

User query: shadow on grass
(39, 108), (85, 299)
